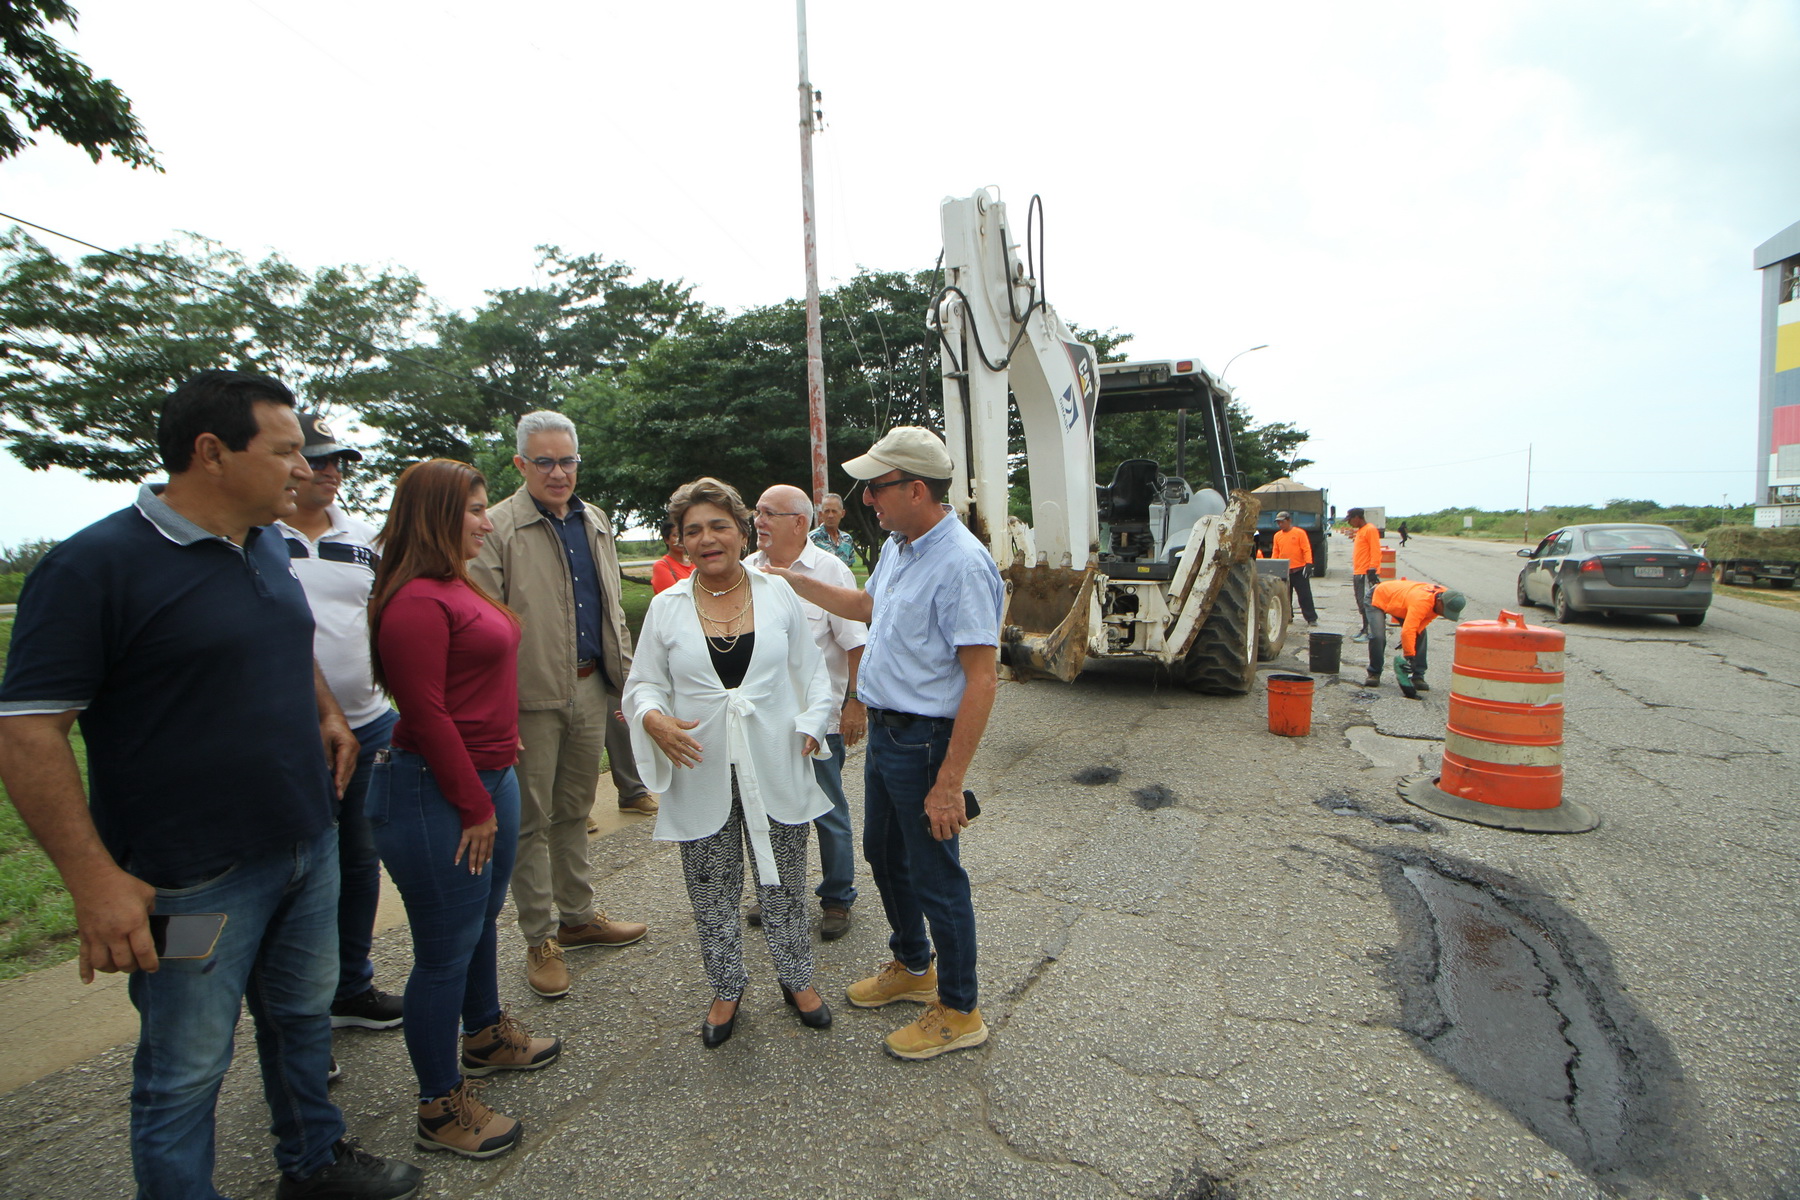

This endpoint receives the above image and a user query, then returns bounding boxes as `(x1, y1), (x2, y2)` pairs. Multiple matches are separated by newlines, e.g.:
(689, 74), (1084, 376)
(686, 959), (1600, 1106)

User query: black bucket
(1308, 631), (1343, 674)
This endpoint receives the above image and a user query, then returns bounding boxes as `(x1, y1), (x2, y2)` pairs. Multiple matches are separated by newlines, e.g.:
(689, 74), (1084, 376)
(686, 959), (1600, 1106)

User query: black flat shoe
(780, 984), (833, 1029)
(702, 1001), (738, 1048)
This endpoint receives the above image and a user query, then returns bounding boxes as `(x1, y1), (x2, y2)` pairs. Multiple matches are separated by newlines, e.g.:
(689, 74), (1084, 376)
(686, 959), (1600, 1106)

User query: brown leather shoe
(525, 940), (570, 999)
(617, 793), (659, 815)
(818, 906), (852, 941)
(557, 913), (648, 949)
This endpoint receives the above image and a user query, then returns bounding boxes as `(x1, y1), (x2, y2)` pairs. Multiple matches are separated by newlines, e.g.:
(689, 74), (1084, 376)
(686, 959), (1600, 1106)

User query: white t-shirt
(746, 541), (867, 735)
(276, 507), (389, 729)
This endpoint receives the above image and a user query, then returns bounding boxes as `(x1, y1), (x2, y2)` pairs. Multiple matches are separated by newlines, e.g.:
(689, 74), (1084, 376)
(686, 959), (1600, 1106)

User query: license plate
(1634, 566), (1664, 578)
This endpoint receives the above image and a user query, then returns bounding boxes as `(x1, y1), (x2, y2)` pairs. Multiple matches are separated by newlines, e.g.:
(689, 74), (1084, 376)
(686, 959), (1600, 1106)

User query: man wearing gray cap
(760, 427), (1004, 1060)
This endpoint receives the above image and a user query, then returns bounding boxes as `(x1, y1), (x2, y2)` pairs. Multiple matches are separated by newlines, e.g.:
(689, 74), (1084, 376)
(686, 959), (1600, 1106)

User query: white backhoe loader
(928, 189), (1289, 692)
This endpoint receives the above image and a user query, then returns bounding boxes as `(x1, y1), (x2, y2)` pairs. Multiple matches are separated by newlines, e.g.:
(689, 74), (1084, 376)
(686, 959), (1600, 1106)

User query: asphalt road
(0, 535), (1794, 1200)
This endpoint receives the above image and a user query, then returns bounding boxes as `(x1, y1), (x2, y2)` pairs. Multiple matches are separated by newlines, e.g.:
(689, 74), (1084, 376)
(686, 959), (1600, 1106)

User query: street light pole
(1218, 343), (1269, 383)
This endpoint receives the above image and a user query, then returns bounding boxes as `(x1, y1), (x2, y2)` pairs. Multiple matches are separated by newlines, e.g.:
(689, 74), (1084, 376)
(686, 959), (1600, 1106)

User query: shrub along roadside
(1393, 501), (1753, 542)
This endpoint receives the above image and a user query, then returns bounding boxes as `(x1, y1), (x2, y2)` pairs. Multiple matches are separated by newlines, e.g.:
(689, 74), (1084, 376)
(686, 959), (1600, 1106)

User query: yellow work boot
(846, 959), (938, 1008)
(416, 1079), (521, 1159)
(884, 1001), (988, 1060)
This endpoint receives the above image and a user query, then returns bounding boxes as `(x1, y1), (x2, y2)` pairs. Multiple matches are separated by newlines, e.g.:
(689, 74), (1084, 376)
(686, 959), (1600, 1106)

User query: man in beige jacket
(471, 411), (650, 999)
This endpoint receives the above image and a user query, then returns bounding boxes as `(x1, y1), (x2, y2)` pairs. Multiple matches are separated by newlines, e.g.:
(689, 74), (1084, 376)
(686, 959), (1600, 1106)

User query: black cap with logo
(299, 413), (363, 463)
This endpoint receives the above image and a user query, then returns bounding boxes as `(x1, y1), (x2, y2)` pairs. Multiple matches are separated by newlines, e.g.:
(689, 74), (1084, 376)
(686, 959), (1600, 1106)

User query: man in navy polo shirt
(0, 371), (422, 1200)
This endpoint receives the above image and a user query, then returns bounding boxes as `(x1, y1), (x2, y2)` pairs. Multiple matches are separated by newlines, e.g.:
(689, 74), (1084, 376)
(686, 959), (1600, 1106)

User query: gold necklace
(694, 588), (753, 652)
(697, 568), (747, 598)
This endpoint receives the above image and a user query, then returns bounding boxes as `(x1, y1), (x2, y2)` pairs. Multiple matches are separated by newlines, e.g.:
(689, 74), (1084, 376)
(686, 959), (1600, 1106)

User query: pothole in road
(1131, 783), (1178, 810)
(1162, 1167), (1237, 1200)
(1316, 790), (1438, 833)
(1375, 849), (1702, 1192)
(1073, 765), (1122, 786)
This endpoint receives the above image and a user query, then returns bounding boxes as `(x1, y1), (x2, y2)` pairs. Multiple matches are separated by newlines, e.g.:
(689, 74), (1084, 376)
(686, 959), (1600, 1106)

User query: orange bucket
(1266, 673), (1315, 737)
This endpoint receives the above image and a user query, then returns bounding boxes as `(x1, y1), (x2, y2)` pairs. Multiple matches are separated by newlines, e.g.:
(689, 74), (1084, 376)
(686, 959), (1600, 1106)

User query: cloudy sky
(3, 0), (1797, 544)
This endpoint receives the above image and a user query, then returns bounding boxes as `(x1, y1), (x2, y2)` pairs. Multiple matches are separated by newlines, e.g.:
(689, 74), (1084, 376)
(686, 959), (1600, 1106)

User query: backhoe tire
(1256, 576), (1290, 662)
(1185, 561), (1258, 694)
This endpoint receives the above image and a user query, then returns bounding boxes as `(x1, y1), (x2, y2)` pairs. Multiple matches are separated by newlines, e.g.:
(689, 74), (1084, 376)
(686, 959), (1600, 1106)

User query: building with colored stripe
(1754, 219), (1800, 526)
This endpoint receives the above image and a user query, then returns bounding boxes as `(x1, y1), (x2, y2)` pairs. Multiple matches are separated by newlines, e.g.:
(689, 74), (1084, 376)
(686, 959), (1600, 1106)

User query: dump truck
(1703, 526), (1800, 588)
(1251, 477), (1331, 576)
(929, 189), (1284, 693)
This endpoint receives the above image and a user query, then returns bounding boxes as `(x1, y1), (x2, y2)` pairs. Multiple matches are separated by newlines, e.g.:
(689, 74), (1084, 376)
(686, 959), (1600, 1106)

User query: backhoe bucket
(998, 564), (1098, 683)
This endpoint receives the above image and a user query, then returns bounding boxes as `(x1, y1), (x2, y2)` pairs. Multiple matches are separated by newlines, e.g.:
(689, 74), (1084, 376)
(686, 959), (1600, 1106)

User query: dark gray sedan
(1515, 523), (1713, 626)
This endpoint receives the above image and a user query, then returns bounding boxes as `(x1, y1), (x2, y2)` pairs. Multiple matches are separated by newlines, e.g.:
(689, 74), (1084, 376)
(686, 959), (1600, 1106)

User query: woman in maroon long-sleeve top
(366, 459), (560, 1161)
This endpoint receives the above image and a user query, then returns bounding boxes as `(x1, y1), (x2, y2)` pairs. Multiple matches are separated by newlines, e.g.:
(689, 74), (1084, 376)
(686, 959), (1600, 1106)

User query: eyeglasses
(864, 477), (915, 494)
(754, 506), (805, 519)
(524, 456), (581, 473)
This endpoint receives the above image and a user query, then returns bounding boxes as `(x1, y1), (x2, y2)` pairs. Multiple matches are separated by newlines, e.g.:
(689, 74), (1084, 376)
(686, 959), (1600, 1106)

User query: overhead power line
(0, 210), (534, 411)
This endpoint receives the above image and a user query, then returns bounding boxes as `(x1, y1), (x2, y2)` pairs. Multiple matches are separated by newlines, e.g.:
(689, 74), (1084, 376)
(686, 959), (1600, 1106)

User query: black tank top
(707, 632), (754, 690)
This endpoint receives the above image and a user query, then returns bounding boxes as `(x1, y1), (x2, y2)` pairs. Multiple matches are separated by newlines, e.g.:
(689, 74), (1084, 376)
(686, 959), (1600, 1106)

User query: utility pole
(796, 0), (827, 506)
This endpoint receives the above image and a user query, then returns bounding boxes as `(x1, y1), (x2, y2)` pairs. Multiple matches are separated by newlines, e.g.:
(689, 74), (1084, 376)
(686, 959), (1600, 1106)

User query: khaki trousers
(511, 671), (646, 945)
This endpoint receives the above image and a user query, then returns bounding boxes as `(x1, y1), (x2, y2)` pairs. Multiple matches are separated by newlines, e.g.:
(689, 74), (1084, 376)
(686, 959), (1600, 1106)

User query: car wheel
(1515, 570), (1535, 608)
(1552, 585), (1578, 623)
(1676, 611), (1706, 627)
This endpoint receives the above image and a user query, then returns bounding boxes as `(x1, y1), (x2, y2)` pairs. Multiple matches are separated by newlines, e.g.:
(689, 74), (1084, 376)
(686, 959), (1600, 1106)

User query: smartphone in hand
(921, 789), (981, 832)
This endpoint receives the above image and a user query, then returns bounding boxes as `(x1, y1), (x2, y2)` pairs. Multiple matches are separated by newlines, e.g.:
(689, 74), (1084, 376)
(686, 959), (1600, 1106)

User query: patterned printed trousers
(677, 783), (814, 1002)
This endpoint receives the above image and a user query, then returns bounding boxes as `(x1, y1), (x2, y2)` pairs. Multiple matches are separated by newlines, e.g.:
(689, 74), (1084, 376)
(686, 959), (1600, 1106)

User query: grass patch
(1715, 580), (1800, 611)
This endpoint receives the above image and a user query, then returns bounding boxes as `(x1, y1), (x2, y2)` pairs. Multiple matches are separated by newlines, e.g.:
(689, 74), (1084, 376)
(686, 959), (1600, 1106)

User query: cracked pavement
(0, 536), (1795, 1199)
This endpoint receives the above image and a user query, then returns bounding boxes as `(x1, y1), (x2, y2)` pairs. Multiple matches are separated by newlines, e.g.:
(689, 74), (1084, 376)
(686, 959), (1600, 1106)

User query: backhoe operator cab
(1093, 360), (1239, 581)
(929, 188), (1273, 694)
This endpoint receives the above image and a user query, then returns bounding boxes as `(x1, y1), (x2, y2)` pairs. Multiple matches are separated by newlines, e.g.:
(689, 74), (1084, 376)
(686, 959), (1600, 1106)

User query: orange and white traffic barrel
(1378, 548), (1397, 580)
(1399, 609), (1598, 833)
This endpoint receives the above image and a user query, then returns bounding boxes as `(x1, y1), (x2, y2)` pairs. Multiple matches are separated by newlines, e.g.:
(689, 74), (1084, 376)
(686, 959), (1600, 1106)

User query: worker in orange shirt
(1365, 578), (1466, 697)
(1270, 511), (1317, 626)
(1345, 507), (1383, 643)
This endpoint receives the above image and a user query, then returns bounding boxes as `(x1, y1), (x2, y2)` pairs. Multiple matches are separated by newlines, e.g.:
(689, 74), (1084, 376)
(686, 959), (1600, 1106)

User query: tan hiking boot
(526, 939), (570, 998)
(416, 1079), (521, 1159)
(884, 1001), (989, 1060)
(846, 959), (938, 1008)
(556, 912), (648, 949)
(462, 1011), (562, 1076)
(618, 793), (659, 815)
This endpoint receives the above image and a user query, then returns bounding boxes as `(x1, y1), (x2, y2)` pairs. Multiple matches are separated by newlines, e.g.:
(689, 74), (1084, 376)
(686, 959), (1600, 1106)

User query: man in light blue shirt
(762, 427), (1003, 1061)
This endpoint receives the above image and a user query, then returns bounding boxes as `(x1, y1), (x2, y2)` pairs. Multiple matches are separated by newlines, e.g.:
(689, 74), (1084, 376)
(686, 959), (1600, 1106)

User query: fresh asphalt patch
(1366, 844), (1712, 1197)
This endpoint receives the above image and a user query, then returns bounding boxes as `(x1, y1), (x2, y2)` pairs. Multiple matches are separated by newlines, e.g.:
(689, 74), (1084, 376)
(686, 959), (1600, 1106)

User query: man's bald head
(754, 483), (814, 563)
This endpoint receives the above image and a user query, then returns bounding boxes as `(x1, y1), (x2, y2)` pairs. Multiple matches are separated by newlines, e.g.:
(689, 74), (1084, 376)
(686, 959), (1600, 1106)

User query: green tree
(1, 1), (157, 167)
(0, 228), (429, 495)
(344, 246), (700, 488)
(1093, 398), (1313, 494)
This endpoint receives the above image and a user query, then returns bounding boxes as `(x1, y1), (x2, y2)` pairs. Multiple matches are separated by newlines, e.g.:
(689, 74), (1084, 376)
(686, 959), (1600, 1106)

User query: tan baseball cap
(841, 426), (954, 481)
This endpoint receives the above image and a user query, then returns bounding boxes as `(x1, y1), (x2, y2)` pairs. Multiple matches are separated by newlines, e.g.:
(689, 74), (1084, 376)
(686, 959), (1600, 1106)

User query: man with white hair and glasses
(470, 411), (650, 1001)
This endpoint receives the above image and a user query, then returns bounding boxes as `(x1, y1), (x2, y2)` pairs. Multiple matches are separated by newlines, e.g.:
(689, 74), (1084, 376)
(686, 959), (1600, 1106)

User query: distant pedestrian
(276, 413), (405, 1036)
(1346, 508), (1383, 642)
(1271, 511), (1317, 626)
(1398, 521), (1411, 547)
(368, 457), (561, 1160)
(1363, 578), (1466, 696)
(810, 491), (858, 569)
(0, 369), (420, 1200)
(651, 517), (693, 594)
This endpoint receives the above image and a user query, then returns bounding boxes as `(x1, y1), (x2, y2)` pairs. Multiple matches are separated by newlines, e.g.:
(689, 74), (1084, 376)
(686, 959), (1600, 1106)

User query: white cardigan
(624, 570), (834, 884)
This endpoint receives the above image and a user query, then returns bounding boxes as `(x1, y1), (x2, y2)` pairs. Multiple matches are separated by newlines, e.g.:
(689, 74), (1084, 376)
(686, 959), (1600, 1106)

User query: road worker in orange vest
(1365, 578), (1467, 697)
(1345, 508), (1383, 643)
(1270, 512), (1317, 626)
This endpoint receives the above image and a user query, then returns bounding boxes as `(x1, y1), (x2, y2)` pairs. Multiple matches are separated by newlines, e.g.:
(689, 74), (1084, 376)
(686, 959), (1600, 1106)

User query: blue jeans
(127, 827), (344, 1200)
(812, 733), (857, 910)
(368, 749), (520, 1102)
(335, 708), (397, 1003)
(863, 720), (978, 1012)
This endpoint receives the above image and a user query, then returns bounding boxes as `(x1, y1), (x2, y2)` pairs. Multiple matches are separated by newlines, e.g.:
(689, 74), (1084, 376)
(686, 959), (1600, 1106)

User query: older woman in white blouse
(624, 476), (835, 1048)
